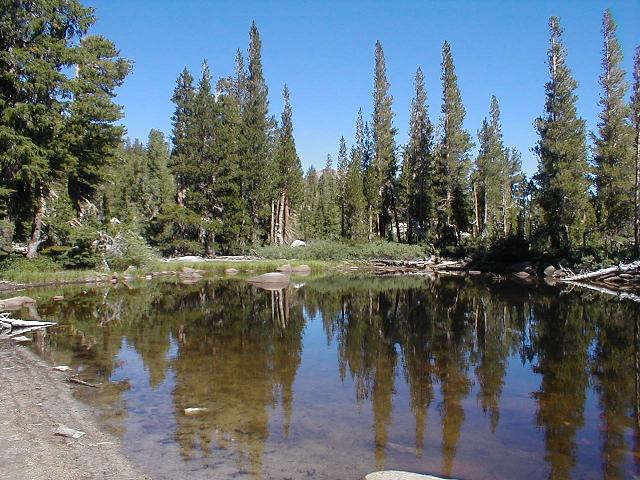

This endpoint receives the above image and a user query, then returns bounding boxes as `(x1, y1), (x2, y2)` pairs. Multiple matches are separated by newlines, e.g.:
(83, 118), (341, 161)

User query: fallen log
(560, 261), (640, 282)
(0, 313), (57, 338)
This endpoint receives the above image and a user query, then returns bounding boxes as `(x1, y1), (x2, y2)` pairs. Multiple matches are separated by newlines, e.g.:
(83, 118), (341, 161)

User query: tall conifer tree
(271, 85), (303, 244)
(242, 21), (271, 242)
(593, 9), (633, 241)
(534, 17), (591, 251)
(372, 41), (400, 240)
(402, 68), (434, 243)
(435, 41), (473, 243)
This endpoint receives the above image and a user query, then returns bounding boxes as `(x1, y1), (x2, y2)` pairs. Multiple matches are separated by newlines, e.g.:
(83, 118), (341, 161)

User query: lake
(20, 274), (640, 479)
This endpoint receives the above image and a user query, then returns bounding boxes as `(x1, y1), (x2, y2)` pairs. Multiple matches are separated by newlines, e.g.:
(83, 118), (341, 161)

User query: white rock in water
(364, 472), (456, 480)
(290, 240), (306, 248)
(54, 424), (85, 439)
(184, 407), (209, 415)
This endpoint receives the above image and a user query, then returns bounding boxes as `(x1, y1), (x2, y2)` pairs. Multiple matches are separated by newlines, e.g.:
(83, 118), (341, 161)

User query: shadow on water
(17, 275), (640, 479)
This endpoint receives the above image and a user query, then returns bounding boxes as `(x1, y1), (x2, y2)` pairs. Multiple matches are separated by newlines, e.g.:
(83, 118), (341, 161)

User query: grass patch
(256, 239), (429, 261)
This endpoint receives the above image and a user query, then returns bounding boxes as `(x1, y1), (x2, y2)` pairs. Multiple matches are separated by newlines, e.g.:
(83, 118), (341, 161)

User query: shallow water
(16, 274), (640, 479)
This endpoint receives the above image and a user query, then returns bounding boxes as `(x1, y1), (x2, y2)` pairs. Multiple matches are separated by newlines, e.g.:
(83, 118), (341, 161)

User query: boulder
(291, 264), (311, 273)
(181, 266), (204, 275)
(543, 265), (556, 277)
(276, 264), (292, 272)
(290, 240), (306, 248)
(468, 270), (482, 275)
(247, 272), (290, 289)
(0, 296), (36, 311)
(514, 271), (531, 279)
(224, 268), (239, 275)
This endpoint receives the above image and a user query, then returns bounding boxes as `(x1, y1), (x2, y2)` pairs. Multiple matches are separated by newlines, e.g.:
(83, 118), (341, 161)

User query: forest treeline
(1, 1), (639, 268)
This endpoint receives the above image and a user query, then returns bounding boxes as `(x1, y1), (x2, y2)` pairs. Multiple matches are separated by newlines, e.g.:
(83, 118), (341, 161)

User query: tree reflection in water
(30, 275), (640, 479)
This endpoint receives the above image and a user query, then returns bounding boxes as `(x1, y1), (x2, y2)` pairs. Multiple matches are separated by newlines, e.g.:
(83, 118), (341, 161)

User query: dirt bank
(0, 340), (150, 480)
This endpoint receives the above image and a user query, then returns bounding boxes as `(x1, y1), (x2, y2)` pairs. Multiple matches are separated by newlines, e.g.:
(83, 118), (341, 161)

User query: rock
(54, 424), (85, 439)
(291, 265), (311, 273)
(181, 266), (204, 274)
(52, 295), (64, 301)
(52, 366), (73, 372)
(544, 265), (556, 277)
(364, 472), (455, 480)
(468, 270), (482, 275)
(224, 268), (239, 275)
(290, 240), (306, 248)
(276, 264), (292, 272)
(247, 272), (290, 288)
(0, 296), (36, 311)
(514, 271), (531, 279)
(184, 407), (209, 415)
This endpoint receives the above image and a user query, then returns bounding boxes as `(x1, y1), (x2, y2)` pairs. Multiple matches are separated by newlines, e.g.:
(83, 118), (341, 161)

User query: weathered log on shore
(0, 313), (57, 339)
(557, 261), (640, 302)
(560, 261), (640, 282)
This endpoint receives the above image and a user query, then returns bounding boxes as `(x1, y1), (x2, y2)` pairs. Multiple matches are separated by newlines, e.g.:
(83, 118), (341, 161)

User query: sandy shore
(0, 340), (150, 480)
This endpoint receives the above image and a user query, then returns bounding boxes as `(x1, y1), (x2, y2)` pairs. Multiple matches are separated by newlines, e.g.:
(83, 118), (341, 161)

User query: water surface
(17, 274), (640, 479)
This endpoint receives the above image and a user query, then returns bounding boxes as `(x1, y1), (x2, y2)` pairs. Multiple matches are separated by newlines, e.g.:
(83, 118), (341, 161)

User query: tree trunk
(26, 187), (46, 259)
(472, 181), (480, 237)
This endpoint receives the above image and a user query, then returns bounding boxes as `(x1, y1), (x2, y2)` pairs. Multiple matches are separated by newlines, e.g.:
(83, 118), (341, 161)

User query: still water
(20, 274), (640, 479)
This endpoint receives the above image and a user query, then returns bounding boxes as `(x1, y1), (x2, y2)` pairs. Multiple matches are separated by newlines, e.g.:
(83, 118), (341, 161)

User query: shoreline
(1, 257), (639, 303)
(0, 340), (150, 480)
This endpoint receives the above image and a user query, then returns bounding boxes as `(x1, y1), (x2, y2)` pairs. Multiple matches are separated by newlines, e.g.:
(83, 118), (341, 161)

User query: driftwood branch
(0, 313), (57, 338)
(67, 377), (100, 388)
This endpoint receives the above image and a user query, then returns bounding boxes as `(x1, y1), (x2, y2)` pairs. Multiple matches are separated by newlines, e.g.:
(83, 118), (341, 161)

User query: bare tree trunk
(270, 201), (276, 245)
(472, 181), (480, 237)
(368, 205), (373, 242)
(26, 187), (46, 259)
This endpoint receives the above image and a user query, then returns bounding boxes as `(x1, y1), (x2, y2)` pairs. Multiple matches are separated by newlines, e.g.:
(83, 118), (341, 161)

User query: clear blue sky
(86, 0), (640, 176)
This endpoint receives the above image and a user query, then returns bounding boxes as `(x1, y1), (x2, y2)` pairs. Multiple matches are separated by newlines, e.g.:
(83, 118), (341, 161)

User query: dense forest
(1, 1), (639, 269)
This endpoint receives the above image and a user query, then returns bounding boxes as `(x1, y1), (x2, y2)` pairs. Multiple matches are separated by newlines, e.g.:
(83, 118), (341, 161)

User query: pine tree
(170, 68), (197, 203)
(317, 154), (341, 239)
(301, 166), (320, 239)
(271, 85), (303, 245)
(593, 9), (634, 243)
(358, 111), (377, 241)
(372, 41), (400, 240)
(0, 1), (130, 257)
(210, 86), (249, 253)
(631, 47), (640, 253)
(145, 130), (174, 218)
(473, 96), (508, 239)
(435, 41), (473, 244)
(336, 137), (349, 237)
(402, 67), (434, 243)
(534, 17), (592, 251)
(242, 21), (271, 242)
(344, 147), (368, 240)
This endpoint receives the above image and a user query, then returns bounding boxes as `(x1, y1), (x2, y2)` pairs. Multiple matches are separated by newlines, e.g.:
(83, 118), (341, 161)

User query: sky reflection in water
(26, 275), (640, 480)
